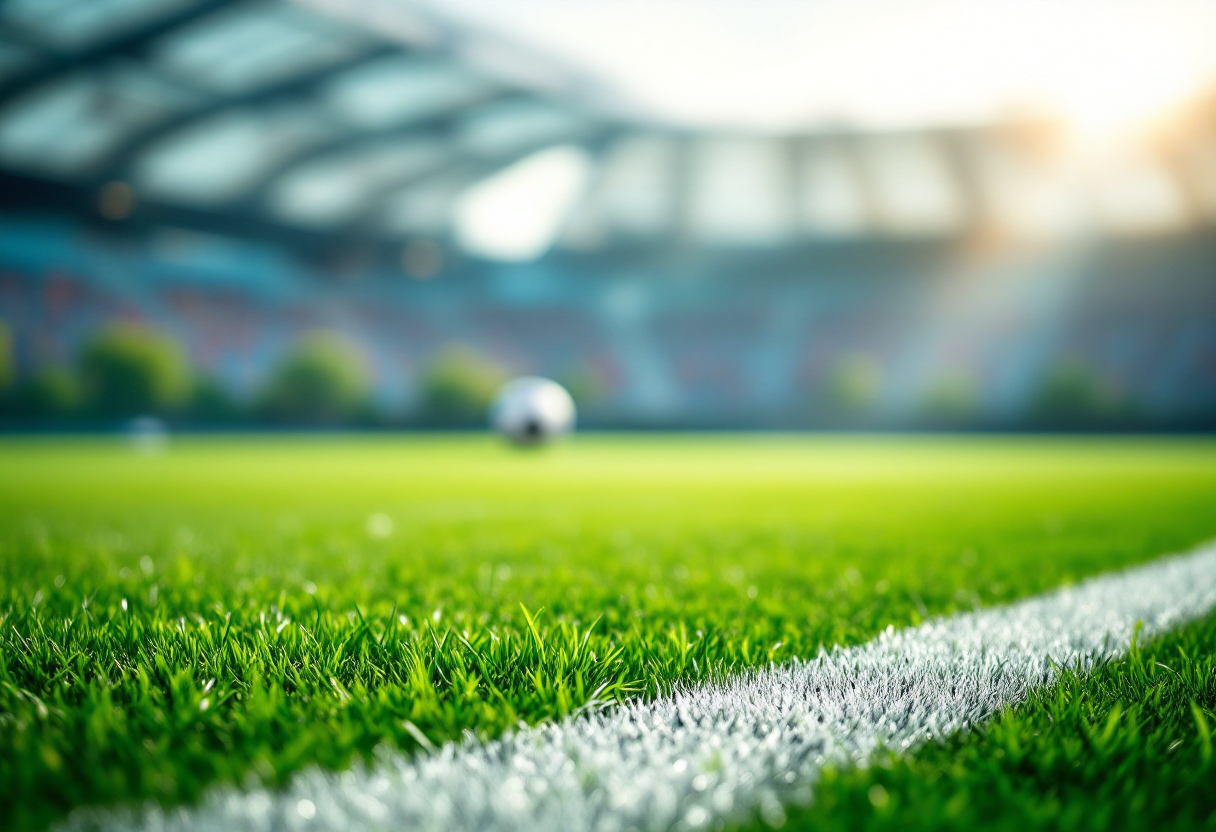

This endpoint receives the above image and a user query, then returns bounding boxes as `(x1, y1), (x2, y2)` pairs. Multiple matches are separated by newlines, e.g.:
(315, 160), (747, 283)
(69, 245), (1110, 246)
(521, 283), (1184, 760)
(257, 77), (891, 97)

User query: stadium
(1, 1), (1215, 830)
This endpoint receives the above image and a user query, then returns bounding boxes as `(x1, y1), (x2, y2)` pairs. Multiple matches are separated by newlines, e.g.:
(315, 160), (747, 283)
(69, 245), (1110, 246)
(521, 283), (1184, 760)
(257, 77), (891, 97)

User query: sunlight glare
(455, 145), (592, 261)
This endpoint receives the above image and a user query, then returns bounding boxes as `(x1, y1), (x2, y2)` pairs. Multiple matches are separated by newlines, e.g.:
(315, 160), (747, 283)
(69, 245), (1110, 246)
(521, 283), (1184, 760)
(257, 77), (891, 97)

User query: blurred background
(0, 0), (1214, 431)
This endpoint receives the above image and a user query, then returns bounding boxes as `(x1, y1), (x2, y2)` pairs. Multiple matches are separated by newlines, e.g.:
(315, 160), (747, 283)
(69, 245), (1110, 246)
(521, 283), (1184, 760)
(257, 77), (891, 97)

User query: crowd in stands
(1, 222), (1213, 429)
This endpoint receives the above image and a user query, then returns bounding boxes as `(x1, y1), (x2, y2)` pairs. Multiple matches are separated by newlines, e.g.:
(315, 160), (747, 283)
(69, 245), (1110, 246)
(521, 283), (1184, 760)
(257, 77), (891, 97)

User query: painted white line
(66, 544), (1216, 832)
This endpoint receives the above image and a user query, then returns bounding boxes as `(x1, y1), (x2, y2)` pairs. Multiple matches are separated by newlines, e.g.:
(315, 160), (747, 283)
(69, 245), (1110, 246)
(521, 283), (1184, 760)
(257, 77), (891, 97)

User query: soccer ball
(127, 415), (167, 454)
(491, 377), (576, 445)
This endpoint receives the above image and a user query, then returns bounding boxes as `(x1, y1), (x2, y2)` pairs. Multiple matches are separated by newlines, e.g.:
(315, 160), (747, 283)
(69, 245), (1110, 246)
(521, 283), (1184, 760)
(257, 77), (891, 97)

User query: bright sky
(404, 0), (1216, 133)
(299, 0), (1216, 260)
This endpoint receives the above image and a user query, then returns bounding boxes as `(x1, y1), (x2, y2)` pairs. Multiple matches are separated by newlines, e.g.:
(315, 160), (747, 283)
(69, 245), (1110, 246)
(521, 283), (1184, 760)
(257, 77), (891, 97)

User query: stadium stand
(2, 219), (1214, 427)
(0, 0), (1214, 428)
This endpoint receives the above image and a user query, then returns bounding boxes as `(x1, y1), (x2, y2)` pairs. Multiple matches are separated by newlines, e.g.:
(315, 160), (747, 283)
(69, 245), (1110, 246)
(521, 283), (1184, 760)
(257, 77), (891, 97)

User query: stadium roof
(0, 0), (619, 252)
(0, 0), (1213, 260)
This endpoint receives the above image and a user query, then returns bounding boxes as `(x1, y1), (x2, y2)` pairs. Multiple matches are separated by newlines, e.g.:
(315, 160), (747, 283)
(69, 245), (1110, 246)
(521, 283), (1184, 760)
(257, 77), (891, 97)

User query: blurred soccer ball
(491, 377), (576, 445)
(127, 415), (167, 454)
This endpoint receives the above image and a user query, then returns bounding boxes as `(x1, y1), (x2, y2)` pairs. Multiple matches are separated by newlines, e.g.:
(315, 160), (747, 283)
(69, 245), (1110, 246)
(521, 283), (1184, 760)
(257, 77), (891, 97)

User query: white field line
(66, 544), (1216, 832)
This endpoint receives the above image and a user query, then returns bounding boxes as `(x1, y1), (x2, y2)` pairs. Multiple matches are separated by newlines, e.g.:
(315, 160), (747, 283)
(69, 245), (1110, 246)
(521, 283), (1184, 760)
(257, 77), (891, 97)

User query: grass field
(2, 434), (1216, 831)
(762, 609), (1216, 831)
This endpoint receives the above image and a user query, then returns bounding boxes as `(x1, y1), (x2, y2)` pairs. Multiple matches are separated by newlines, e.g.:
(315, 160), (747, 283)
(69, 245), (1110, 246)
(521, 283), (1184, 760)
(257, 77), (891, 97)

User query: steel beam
(91, 44), (401, 183)
(0, 0), (245, 108)
(228, 89), (526, 209)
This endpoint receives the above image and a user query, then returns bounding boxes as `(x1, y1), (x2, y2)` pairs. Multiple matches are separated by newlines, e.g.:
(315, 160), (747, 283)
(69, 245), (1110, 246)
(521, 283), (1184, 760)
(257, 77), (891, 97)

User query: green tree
(919, 371), (980, 428)
(1030, 359), (1131, 429)
(261, 331), (370, 424)
(190, 375), (241, 424)
(822, 354), (882, 416)
(417, 345), (505, 427)
(79, 323), (191, 418)
(3, 367), (81, 420)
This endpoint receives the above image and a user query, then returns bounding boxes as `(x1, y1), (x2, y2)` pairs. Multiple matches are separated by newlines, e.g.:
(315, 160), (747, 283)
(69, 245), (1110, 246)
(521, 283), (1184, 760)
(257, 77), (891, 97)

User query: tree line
(0, 322), (518, 428)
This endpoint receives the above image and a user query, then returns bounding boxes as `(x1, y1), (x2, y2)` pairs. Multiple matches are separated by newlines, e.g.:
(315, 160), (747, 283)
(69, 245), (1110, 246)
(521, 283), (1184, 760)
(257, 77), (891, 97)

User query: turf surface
(2, 435), (1215, 831)
(748, 611), (1216, 831)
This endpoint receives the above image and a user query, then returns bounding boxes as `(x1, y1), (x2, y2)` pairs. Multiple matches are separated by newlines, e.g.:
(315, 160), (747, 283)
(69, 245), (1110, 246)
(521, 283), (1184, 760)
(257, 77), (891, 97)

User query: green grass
(2, 434), (1215, 831)
(748, 610), (1216, 831)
